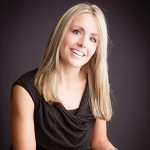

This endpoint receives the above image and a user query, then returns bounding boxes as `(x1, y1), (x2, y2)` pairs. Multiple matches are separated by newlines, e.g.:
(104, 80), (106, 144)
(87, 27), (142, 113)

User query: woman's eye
(90, 37), (96, 43)
(73, 30), (80, 35)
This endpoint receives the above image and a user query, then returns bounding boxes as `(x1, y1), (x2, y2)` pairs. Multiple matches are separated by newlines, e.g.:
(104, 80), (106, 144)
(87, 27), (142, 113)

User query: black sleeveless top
(12, 68), (96, 150)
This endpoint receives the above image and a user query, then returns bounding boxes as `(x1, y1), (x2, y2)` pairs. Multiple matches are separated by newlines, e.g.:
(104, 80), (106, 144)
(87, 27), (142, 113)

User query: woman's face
(60, 13), (99, 69)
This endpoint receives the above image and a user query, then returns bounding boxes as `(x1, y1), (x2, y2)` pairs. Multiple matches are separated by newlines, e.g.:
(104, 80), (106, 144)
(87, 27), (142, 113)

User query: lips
(71, 48), (85, 57)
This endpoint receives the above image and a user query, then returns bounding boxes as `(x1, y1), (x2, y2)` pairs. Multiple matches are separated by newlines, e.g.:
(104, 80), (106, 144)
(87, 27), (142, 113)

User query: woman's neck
(58, 64), (86, 89)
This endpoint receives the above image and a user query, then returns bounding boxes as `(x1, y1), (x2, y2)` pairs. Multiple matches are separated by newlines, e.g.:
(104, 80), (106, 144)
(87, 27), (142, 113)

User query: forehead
(69, 13), (99, 34)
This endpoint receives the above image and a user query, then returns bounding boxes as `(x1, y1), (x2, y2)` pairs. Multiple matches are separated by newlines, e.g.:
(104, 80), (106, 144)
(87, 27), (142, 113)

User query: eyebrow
(71, 25), (99, 37)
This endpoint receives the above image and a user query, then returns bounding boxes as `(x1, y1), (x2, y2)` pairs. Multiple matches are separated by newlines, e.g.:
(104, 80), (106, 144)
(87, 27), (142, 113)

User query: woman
(10, 2), (117, 150)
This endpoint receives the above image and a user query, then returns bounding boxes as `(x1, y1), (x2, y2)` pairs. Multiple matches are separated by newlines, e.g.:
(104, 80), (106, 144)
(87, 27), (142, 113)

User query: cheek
(88, 45), (97, 56)
(63, 33), (76, 46)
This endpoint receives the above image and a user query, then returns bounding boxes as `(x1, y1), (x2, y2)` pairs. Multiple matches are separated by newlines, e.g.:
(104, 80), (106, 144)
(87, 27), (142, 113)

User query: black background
(1, 0), (150, 149)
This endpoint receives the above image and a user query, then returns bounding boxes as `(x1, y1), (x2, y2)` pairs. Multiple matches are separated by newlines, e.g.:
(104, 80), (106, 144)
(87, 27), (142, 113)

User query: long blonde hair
(34, 3), (112, 121)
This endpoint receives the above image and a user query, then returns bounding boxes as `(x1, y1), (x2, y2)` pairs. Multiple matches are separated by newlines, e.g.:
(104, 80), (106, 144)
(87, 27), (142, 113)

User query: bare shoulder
(10, 85), (36, 149)
(11, 85), (34, 115)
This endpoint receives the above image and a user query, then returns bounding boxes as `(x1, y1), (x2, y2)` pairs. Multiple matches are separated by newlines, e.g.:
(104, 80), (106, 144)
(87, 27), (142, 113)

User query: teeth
(71, 49), (85, 57)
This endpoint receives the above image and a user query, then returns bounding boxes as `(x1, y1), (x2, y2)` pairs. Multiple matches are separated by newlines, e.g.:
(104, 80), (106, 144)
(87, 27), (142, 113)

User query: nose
(77, 36), (87, 48)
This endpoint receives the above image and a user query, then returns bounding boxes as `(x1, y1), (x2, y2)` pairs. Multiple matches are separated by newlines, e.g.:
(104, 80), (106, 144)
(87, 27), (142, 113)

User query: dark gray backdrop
(1, 0), (150, 149)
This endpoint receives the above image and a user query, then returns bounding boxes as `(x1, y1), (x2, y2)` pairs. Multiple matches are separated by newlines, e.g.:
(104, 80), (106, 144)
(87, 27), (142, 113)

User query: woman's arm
(10, 85), (36, 150)
(91, 118), (116, 150)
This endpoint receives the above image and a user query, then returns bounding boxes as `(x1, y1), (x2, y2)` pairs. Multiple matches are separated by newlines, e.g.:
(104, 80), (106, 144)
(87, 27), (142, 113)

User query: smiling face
(59, 13), (99, 69)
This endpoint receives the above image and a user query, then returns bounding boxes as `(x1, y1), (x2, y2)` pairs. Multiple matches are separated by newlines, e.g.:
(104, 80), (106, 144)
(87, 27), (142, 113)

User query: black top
(11, 68), (96, 150)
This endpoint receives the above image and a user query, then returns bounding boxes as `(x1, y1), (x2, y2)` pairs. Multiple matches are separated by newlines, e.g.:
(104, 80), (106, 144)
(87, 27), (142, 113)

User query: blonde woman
(10, 3), (117, 150)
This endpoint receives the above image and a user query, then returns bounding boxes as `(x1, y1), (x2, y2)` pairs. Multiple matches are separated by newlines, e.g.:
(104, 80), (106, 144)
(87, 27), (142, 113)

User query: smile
(71, 48), (85, 57)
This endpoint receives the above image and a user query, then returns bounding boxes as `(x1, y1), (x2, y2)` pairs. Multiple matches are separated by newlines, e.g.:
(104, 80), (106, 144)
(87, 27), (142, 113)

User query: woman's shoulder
(14, 68), (38, 85)
(19, 68), (38, 81)
(12, 68), (39, 98)
(12, 68), (40, 109)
